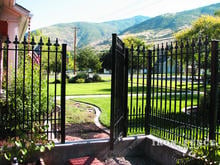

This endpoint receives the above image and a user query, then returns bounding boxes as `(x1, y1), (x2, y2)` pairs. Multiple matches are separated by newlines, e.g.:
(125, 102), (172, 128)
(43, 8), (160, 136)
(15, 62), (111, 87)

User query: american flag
(28, 45), (41, 64)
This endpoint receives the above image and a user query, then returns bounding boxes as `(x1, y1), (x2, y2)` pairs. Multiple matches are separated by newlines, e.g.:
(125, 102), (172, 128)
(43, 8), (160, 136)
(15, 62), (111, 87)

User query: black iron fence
(111, 34), (220, 145)
(0, 36), (66, 143)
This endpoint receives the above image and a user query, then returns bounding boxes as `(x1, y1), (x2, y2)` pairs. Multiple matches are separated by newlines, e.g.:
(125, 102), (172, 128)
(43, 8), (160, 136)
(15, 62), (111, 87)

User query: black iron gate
(110, 34), (128, 149)
(111, 34), (220, 146)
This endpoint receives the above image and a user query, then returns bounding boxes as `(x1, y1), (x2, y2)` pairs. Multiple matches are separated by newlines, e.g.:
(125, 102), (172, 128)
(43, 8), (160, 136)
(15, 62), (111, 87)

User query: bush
(75, 78), (85, 83)
(0, 59), (53, 138)
(68, 72), (89, 83)
(76, 72), (89, 80)
(93, 74), (102, 82)
(1, 123), (54, 164)
(85, 78), (93, 83)
(177, 140), (220, 164)
(68, 76), (76, 83)
(68, 73), (102, 83)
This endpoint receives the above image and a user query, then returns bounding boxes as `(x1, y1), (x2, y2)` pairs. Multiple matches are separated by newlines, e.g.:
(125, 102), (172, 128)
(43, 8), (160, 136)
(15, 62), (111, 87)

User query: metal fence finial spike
(13, 36), (19, 44)
(5, 36), (11, 44)
(38, 37), (44, 46)
(54, 38), (59, 47)
(31, 37), (36, 45)
(46, 38), (52, 46)
(180, 40), (184, 48)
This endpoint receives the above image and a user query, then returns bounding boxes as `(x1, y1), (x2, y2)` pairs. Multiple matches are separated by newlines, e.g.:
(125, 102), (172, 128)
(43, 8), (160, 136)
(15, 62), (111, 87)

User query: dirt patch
(65, 100), (109, 141)
(65, 123), (109, 141)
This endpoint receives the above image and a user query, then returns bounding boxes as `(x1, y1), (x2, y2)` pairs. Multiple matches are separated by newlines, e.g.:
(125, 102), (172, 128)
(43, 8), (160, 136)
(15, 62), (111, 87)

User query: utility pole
(73, 27), (79, 75)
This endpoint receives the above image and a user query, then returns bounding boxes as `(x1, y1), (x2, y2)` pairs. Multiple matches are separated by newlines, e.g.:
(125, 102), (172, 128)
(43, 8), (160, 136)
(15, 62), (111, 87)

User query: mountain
(121, 3), (220, 40)
(35, 15), (149, 49)
(34, 3), (220, 51)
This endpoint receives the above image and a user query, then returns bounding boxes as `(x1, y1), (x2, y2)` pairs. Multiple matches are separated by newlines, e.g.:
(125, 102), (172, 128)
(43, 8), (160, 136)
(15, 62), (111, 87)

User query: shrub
(93, 74), (102, 82)
(68, 76), (76, 83)
(85, 78), (93, 83)
(1, 123), (54, 164)
(0, 59), (53, 138)
(75, 78), (85, 83)
(177, 140), (220, 164)
(76, 72), (89, 80)
(68, 72), (89, 83)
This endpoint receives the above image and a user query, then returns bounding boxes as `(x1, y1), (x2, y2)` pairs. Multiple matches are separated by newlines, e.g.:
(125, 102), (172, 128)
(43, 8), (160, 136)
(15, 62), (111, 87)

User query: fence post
(110, 34), (116, 150)
(123, 48), (129, 137)
(61, 44), (66, 143)
(146, 50), (152, 134)
(209, 40), (219, 140)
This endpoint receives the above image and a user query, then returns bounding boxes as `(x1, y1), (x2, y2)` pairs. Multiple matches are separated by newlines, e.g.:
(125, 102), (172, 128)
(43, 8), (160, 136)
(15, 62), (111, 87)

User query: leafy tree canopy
(123, 36), (150, 68)
(77, 47), (102, 73)
(174, 15), (220, 41)
(214, 10), (220, 17)
(123, 35), (147, 49)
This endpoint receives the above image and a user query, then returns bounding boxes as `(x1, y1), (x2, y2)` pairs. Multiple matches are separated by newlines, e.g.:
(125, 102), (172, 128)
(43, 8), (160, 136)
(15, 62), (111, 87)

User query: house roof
(14, 3), (30, 16)
(15, 3), (30, 13)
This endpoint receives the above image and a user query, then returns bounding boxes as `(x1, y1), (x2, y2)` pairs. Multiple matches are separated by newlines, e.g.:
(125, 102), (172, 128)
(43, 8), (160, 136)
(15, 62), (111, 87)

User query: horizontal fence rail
(124, 37), (220, 145)
(0, 36), (66, 143)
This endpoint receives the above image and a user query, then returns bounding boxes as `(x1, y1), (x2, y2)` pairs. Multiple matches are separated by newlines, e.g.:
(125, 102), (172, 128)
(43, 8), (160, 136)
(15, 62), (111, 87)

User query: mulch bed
(65, 123), (109, 141)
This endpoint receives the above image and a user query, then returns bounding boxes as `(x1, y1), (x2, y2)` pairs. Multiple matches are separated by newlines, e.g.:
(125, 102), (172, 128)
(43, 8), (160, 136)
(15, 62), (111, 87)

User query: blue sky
(16, 0), (220, 30)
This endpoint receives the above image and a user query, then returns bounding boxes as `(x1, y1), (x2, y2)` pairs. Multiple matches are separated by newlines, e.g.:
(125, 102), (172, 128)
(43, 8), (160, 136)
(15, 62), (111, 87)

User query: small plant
(85, 77), (93, 83)
(68, 72), (89, 83)
(177, 140), (220, 165)
(75, 78), (85, 83)
(92, 74), (102, 82)
(0, 123), (55, 164)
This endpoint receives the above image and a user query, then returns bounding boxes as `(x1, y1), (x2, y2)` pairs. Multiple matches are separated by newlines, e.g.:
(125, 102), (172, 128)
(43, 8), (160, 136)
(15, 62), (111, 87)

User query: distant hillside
(34, 3), (220, 51)
(34, 15), (149, 49)
(121, 3), (220, 38)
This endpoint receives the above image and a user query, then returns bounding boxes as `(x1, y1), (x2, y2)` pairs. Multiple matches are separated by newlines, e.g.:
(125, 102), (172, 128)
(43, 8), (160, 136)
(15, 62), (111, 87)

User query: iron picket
(0, 36), (66, 143)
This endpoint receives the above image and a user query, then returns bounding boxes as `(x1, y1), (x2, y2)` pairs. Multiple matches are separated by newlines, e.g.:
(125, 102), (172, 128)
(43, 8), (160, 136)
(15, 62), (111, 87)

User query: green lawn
(73, 95), (199, 129)
(50, 81), (111, 96)
(50, 78), (208, 96)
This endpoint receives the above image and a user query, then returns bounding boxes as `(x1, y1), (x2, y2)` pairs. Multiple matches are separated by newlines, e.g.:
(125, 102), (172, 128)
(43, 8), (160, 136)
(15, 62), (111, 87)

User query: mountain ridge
(33, 3), (220, 50)
(121, 3), (220, 34)
(34, 15), (149, 49)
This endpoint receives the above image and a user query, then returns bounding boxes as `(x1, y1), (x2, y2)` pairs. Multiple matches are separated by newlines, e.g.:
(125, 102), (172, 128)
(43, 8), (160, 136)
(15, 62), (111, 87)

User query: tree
(123, 36), (150, 69)
(174, 15), (220, 41)
(100, 50), (111, 70)
(66, 51), (75, 71)
(30, 30), (63, 73)
(77, 47), (102, 73)
(174, 14), (220, 67)
(123, 36), (147, 49)
(214, 10), (220, 17)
